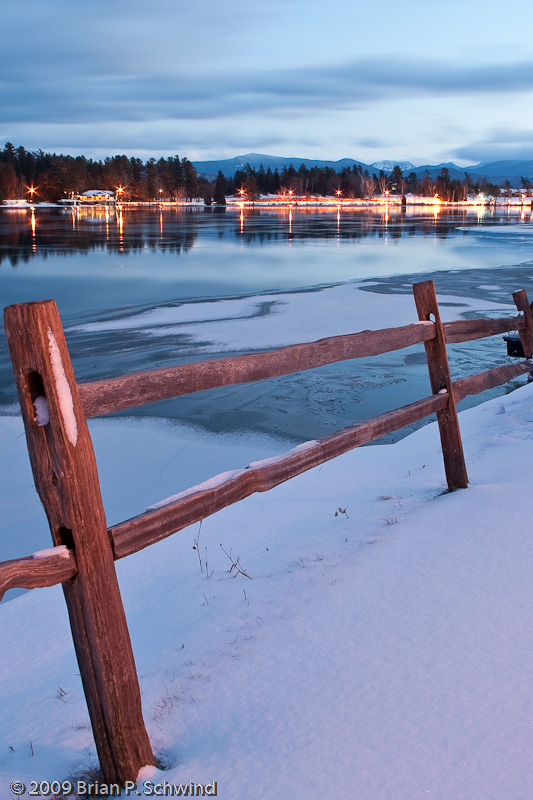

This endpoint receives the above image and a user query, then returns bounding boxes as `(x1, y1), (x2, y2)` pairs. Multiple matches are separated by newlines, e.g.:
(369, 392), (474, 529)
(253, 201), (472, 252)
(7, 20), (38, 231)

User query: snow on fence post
(512, 289), (533, 358)
(412, 281), (468, 490)
(3, 300), (153, 784)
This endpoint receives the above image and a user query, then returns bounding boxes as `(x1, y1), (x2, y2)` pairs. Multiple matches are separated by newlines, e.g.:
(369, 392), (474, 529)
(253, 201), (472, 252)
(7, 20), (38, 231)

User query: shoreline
(3, 197), (533, 211)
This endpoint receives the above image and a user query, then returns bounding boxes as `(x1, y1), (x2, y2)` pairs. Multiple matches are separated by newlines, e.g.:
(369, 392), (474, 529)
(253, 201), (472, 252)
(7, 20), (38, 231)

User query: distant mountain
(466, 160), (533, 185)
(411, 163), (471, 182)
(412, 160), (533, 185)
(468, 159), (533, 175)
(193, 153), (367, 178)
(370, 160), (416, 173)
(192, 153), (533, 186)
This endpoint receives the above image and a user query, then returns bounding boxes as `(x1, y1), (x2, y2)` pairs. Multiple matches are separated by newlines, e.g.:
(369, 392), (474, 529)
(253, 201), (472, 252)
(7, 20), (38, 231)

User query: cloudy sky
(2, 0), (533, 166)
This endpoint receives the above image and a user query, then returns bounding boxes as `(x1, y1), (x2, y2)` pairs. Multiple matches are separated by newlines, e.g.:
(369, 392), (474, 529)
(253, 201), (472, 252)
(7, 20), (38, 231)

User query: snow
(32, 395), (49, 426)
(247, 439), (318, 468)
(47, 329), (78, 447)
(32, 545), (70, 560)
(1, 281), (532, 797)
(68, 282), (513, 355)
(149, 441), (319, 510)
(148, 469), (246, 509)
(136, 764), (158, 781)
(1, 381), (533, 798)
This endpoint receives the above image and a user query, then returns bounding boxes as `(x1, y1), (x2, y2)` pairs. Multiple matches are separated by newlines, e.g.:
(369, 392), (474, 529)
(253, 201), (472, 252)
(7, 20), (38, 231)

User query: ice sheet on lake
(457, 224), (533, 234)
(67, 282), (514, 354)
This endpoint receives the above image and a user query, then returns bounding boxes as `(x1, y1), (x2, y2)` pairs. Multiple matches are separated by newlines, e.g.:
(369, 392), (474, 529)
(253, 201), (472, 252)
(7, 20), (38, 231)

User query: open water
(1, 203), (533, 441)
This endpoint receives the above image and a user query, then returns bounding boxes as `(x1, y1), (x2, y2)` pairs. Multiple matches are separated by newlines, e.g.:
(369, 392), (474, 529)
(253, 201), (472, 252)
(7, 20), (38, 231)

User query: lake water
(2, 203), (533, 588)
(2, 203), (533, 443)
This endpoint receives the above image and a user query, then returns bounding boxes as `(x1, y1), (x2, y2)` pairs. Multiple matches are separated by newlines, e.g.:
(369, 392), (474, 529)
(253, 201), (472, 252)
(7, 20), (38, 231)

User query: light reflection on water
(2, 204), (533, 315)
(1, 204), (532, 437)
(2, 205), (533, 586)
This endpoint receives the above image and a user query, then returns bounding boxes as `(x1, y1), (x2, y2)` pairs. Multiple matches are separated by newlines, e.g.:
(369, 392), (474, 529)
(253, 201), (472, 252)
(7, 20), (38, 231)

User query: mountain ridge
(192, 152), (533, 185)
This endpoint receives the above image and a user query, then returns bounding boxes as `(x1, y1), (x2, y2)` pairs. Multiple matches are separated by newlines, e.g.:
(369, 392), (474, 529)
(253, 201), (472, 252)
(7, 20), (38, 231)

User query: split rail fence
(1, 280), (533, 783)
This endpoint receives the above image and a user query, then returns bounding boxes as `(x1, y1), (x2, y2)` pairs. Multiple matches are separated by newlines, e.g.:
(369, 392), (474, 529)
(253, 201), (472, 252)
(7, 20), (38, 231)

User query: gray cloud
(355, 137), (391, 149)
(452, 128), (533, 163)
(3, 57), (533, 130)
(1, 118), (295, 161)
(0, 0), (266, 82)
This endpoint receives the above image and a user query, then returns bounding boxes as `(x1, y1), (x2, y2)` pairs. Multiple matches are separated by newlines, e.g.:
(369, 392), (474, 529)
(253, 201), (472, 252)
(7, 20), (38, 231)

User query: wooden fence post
(512, 289), (533, 358)
(412, 281), (468, 490)
(4, 300), (153, 784)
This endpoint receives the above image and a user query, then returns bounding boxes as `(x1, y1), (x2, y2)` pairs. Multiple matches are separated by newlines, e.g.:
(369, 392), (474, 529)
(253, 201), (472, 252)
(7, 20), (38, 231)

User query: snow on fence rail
(1, 280), (533, 784)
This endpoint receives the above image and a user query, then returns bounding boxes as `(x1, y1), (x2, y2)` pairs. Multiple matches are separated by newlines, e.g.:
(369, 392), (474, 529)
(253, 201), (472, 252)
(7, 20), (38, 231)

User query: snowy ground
(1, 277), (531, 797)
(1, 376), (532, 798)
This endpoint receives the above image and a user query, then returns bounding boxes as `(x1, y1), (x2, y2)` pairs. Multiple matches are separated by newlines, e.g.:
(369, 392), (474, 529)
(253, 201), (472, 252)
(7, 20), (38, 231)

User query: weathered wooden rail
(1, 281), (533, 783)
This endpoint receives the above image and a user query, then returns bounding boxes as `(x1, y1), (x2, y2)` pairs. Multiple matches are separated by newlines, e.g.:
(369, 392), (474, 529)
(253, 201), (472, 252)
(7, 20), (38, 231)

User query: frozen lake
(2, 204), (532, 438)
(1, 203), (533, 576)
(2, 203), (533, 315)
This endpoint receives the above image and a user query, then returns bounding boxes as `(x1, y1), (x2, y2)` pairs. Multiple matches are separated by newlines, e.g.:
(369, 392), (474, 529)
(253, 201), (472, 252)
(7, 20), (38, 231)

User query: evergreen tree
(389, 165), (404, 195)
(214, 171), (226, 205)
(243, 165), (260, 199)
(182, 158), (198, 200)
(435, 167), (451, 200)
(0, 161), (17, 199)
(168, 156), (185, 200)
(405, 172), (417, 192)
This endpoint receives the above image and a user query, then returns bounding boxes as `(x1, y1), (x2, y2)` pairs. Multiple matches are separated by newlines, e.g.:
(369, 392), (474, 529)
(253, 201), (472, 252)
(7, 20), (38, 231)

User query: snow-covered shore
(1, 377), (532, 798)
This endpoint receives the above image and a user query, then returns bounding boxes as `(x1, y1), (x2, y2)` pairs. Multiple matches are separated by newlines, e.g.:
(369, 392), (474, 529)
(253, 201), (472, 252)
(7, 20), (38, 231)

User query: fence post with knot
(3, 299), (153, 784)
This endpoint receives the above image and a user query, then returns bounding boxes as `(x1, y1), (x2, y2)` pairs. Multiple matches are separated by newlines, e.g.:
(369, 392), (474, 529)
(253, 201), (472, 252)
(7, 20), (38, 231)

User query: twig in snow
(334, 506), (349, 518)
(193, 520), (204, 573)
(219, 544), (252, 579)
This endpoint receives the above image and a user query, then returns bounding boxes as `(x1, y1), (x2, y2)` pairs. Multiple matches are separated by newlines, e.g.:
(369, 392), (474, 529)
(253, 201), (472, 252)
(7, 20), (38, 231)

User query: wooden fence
(1, 280), (533, 783)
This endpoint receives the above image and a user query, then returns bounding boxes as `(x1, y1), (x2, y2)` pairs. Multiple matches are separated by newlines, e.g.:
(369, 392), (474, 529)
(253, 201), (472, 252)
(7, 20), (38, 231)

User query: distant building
(59, 190), (115, 206)
(78, 190), (115, 204)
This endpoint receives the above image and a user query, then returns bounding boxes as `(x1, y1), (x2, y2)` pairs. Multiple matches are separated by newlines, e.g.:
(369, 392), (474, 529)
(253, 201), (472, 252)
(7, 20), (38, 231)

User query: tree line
(0, 142), (509, 204)
(0, 142), (210, 202)
(227, 162), (504, 201)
